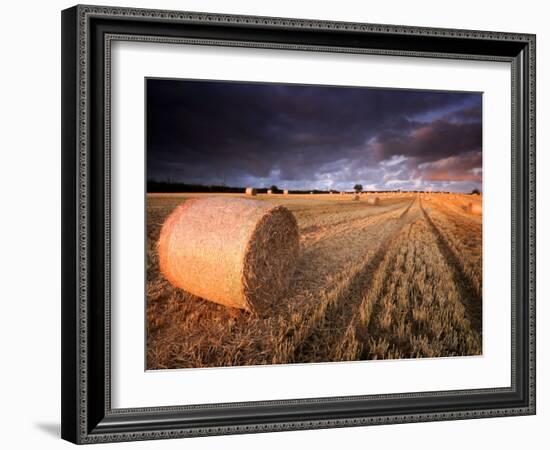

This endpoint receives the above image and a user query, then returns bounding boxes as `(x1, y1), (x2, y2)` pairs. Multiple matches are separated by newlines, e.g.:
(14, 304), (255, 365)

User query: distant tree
(471, 188), (481, 195)
(270, 185), (279, 193)
(354, 184), (363, 193)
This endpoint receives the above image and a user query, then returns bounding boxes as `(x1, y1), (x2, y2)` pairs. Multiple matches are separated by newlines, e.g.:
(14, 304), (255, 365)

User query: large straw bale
(267, 189), (273, 195)
(467, 202), (482, 215)
(158, 197), (299, 312)
(283, 189), (289, 195)
(245, 187), (257, 196)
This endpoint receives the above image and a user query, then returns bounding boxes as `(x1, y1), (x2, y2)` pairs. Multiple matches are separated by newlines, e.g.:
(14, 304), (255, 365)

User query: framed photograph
(61, 5), (536, 444)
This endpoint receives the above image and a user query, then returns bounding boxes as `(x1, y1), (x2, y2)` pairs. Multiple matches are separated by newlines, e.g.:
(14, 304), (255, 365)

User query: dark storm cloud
(371, 118), (481, 162)
(147, 79), (482, 192)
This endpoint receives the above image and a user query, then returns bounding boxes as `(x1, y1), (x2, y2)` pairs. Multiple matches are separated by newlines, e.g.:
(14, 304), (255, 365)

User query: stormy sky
(146, 78), (482, 193)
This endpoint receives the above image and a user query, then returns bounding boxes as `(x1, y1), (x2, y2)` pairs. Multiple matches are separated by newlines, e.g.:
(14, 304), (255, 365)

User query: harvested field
(147, 192), (482, 369)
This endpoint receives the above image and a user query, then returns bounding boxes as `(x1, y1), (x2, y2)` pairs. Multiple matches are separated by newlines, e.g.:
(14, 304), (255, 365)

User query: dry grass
(335, 200), (481, 361)
(146, 192), (482, 369)
(420, 196), (482, 300)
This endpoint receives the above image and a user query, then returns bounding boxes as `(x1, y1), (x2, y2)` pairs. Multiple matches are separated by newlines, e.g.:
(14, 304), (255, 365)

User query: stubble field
(146, 192), (482, 369)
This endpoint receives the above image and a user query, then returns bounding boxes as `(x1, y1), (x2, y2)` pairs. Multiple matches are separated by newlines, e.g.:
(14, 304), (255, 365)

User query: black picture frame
(61, 4), (536, 444)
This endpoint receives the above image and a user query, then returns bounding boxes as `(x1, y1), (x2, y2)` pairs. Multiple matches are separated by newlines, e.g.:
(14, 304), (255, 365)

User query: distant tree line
(148, 181), (321, 194)
(147, 180), (481, 195)
(147, 180), (245, 193)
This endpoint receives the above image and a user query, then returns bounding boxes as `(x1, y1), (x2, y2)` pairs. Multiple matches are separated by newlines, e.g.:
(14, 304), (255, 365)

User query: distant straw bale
(467, 202), (482, 215)
(366, 196), (380, 205)
(267, 189), (273, 195)
(158, 197), (300, 312)
(283, 189), (289, 195)
(245, 187), (257, 196)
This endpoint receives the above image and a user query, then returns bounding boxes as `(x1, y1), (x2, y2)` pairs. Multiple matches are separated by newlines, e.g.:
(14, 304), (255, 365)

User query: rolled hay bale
(245, 187), (257, 196)
(366, 196), (380, 205)
(283, 189), (289, 195)
(158, 197), (300, 312)
(467, 202), (482, 215)
(267, 189), (273, 195)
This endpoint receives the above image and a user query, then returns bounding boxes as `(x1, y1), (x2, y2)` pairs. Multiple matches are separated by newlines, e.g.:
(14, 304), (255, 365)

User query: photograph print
(146, 78), (483, 370)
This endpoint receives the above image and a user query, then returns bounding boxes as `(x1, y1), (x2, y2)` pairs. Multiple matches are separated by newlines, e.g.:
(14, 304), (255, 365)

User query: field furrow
(292, 199), (416, 362)
(420, 198), (482, 300)
(420, 202), (482, 332)
(336, 203), (481, 361)
(299, 200), (411, 247)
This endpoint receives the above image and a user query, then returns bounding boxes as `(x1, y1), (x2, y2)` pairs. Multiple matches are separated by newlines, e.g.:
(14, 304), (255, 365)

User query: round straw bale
(245, 187), (257, 196)
(158, 197), (300, 312)
(283, 189), (289, 195)
(366, 196), (380, 205)
(267, 189), (273, 195)
(467, 202), (482, 215)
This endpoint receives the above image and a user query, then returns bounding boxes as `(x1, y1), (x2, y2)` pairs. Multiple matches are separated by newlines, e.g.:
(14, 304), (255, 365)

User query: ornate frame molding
(61, 5), (536, 444)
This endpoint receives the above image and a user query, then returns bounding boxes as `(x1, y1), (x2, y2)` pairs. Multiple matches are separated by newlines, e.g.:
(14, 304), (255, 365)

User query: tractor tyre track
(420, 199), (482, 333)
(292, 199), (416, 362)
